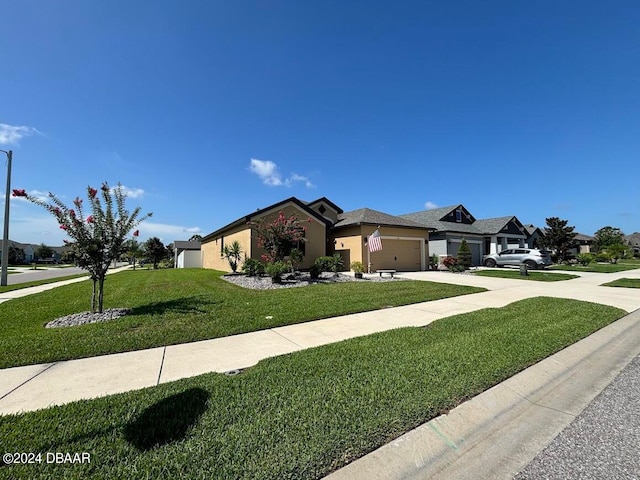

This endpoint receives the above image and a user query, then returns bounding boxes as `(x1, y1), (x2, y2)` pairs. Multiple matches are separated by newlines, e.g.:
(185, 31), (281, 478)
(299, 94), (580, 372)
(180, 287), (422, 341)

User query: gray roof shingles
(334, 208), (428, 229)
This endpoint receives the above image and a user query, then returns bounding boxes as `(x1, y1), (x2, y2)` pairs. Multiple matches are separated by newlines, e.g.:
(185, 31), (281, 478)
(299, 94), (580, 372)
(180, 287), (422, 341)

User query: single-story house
(201, 197), (432, 273)
(399, 205), (527, 266)
(174, 240), (202, 268)
(524, 224), (545, 249)
(572, 233), (595, 254)
(331, 208), (432, 272)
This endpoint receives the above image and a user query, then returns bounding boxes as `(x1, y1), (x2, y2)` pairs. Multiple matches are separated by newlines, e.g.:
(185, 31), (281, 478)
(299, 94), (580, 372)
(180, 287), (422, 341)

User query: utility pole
(0, 149), (12, 286)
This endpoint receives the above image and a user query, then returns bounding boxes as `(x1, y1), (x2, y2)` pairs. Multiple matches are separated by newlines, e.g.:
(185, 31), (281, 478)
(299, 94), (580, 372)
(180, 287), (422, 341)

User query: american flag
(368, 229), (383, 252)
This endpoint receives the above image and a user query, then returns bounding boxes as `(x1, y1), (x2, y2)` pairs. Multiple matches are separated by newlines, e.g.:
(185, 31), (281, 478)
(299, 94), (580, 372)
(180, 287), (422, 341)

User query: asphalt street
(514, 354), (640, 480)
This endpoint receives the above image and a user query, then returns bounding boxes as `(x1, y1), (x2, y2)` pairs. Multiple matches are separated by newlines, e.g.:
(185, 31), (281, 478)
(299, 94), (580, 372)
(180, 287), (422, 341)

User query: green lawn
(472, 269), (579, 281)
(0, 269), (484, 368)
(601, 278), (640, 288)
(0, 298), (625, 480)
(550, 262), (640, 273)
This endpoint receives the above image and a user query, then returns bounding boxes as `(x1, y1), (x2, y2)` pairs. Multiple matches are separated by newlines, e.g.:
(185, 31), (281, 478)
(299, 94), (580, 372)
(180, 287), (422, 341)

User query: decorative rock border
(45, 308), (132, 328)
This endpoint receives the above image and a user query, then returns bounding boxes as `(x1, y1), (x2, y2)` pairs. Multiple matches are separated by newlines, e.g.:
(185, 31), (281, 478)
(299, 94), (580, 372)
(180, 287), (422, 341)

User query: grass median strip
(601, 278), (640, 288)
(0, 269), (484, 368)
(0, 297), (625, 479)
(0, 274), (89, 293)
(472, 270), (579, 281)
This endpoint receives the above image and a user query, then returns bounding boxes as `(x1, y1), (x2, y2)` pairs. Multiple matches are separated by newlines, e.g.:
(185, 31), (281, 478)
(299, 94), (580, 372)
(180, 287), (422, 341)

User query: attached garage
(330, 208), (432, 272)
(369, 238), (423, 271)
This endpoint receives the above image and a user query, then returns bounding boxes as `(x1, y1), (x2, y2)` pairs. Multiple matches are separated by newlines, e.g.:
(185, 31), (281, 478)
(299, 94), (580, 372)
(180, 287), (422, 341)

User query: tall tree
(540, 217), (576, 261)
(594, 226), (625, 250)
(143, 237), (167, 269)
(13, 183), (152, 313)
(8, 246), (26, 265)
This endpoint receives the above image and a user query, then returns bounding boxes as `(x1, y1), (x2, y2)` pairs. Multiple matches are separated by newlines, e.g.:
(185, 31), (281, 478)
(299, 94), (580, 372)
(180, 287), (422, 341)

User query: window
(455, 209), (462, 222)
(318, 205), (326, 214)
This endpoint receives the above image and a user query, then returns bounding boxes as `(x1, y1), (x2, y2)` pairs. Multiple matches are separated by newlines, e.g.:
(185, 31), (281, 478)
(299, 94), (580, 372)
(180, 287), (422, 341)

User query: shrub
(265, 260), (289, 283)
(288, 248), (304, 272)
(350, 261), (365, 273)
(457, 240), (472, 270)
(242, 258), (264, 277)
(577, 253), (594, 266)
(309, 264), (321, 280)
(594, 252), (611, 263)
(429, 254), (439, 270)
(442, 256), (465, 272)
(328, 253), (344, 275)
(314, 256), (334, 273)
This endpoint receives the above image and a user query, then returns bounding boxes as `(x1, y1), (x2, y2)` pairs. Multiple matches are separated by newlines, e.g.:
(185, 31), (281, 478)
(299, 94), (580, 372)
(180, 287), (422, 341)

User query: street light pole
(0, 149), (12, 286)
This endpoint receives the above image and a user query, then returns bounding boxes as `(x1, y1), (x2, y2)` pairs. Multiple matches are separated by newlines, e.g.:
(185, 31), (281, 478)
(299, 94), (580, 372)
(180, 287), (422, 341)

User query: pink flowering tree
(251, 211), (308, 263)
(13, 183), (152, 313)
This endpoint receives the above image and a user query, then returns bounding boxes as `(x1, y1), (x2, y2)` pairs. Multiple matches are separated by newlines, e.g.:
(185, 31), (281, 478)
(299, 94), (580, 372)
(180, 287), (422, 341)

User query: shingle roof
(399, 206), (483, 235)
(174, 240), (201, 250)
(474, 216), (519, 235)
(334, 208), (429, 230)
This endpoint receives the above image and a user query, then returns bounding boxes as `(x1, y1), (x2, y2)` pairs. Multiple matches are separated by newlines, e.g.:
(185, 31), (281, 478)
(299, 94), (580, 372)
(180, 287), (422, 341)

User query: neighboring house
(625, 233), (640, 255)
(474, 216), (528, 252)
(201, 197), (432, 273)
(332, 208), (432, 272)
(524, 224), (545, 249)
(572, 233), (595, 254)
(173, 240), (202, 268)
(0, 240), (36, 264)
(400, 205), (527, 266)
(400, 205), (484, 266)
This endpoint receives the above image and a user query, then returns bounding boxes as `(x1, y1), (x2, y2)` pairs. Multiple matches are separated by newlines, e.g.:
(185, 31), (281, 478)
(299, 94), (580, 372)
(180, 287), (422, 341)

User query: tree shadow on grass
(131, 295), (218, 316)
(124, 387), (210, 451)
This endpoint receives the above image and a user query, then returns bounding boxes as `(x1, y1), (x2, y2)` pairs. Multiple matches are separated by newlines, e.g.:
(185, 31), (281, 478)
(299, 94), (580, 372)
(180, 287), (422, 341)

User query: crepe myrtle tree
(12, 183), (152, 313)
(250, 211), (309, 263)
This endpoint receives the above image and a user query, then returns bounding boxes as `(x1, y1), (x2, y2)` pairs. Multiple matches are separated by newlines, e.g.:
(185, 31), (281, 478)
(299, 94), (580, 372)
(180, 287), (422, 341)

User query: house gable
(399, 205), (482, 236)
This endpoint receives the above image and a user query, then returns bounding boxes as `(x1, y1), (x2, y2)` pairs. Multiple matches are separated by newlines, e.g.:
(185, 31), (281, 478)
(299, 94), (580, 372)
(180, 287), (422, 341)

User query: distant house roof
(202, 196), (335, 242)
(399, 205), (482, 235)
(174, 240), (201, 251)
(474, 216), (526, 235)
(303, 197), (344, 214)
(524, 224), (544, 237)
(334, 208), (430, 230)
(625, 233), (640, 247)
(574, 233), (595, 242)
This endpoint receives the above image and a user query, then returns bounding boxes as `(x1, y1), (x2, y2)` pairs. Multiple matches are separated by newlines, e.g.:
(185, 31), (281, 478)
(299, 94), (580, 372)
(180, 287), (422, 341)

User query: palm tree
(222, 241), (243, 273)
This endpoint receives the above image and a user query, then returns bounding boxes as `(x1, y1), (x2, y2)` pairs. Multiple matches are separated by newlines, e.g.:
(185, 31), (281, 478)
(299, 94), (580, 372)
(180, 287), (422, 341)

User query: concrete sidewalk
(1, 267), (640, 416)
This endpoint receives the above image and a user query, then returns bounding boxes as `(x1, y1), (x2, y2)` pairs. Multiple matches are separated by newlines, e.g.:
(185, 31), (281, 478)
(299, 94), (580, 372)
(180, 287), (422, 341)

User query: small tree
(251, 211), (307, 263)
(143, 237), (167, 269)
(539, 217), (577, 262)
(13, 183), (152, 313)
(35, 243), (54, 261)
(8, 246), (26, 265)
(457, 239), (472, 270)
(125, 239), (143, 270)
(221, 240), (243, 273)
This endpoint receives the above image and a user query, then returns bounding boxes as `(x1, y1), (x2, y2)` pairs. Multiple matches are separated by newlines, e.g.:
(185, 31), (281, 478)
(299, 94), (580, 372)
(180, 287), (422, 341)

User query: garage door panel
(370, 239), (421, 271)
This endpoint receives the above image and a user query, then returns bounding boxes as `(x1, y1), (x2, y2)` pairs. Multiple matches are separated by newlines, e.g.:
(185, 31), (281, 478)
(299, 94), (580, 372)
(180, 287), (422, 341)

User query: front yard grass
(0, 297), (625, 480)
(601, 278), (640, 288)
(550, 263), (640, 273)
(472, 269), (578, 281)
(0, 269), (484, 368)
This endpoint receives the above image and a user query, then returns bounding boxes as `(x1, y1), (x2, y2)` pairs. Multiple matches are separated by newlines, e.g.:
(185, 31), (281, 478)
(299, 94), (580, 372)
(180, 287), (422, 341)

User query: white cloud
(136, 222), (203, 242)
(0, 123), (41, 145)
(250, 159), (283, 186)
(425, 201), (439, 210)
(115, 185), (145, 199)
(286, 173), (315, 188)
(249, 159), (315, 188)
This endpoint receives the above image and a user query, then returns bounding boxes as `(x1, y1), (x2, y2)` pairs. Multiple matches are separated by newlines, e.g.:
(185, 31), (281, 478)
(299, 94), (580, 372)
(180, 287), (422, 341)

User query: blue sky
(2, 1), (638, 246)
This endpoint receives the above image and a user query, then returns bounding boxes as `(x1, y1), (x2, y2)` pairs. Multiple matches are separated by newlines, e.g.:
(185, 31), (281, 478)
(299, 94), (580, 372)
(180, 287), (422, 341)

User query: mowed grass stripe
(0, 298), (625, 480)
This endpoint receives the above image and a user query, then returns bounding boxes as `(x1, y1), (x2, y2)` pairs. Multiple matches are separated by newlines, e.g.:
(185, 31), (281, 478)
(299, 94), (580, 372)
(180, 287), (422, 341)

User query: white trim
(447, 238), (483, 244)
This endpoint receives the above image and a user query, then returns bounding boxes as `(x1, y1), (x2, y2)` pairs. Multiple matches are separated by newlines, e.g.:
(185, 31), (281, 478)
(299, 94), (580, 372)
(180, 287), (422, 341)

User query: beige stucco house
(201, 197), (432, 273)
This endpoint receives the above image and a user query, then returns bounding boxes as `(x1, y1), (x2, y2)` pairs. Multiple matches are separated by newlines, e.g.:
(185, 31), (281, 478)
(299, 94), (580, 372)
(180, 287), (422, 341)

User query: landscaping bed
(0, 297), (626, 479)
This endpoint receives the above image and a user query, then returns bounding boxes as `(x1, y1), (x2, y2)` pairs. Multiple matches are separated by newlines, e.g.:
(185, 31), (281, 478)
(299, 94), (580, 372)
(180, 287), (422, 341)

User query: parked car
(483, 248), (553, 269)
